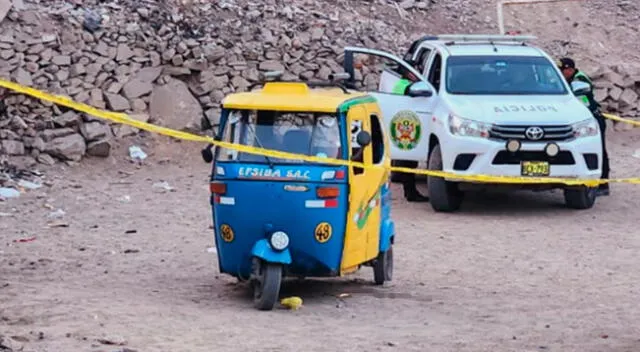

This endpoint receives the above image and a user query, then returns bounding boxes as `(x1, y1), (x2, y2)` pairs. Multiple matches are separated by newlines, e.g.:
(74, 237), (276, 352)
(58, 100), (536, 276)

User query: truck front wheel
(563, 186), (597, 209)
(427, 144), (463, 212)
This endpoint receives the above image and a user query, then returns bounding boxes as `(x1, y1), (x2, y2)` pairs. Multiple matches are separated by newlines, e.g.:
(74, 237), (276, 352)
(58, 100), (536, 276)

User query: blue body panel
(378, 181), (395, 252)
(212, 162), (350, 279)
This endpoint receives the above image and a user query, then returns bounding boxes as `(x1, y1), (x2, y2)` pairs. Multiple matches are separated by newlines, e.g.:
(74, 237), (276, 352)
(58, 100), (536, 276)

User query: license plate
(520, 161), (550, 176)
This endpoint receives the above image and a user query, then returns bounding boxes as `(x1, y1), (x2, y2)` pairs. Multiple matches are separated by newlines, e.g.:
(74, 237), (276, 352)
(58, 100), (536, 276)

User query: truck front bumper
(441, 135), (603, 183)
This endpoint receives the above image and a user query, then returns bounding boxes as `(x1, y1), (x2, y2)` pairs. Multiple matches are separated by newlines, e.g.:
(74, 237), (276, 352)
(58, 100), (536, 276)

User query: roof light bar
(436, 34), (537, 42)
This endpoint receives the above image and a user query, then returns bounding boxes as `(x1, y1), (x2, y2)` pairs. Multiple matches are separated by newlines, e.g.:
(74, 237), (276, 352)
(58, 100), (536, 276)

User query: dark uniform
(558, 58), (610, 196)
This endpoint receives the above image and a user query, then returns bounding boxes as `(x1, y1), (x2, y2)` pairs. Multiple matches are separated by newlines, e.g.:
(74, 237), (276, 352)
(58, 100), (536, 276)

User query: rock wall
(0, 0), (638, 166)
(0, 0), (423, 165)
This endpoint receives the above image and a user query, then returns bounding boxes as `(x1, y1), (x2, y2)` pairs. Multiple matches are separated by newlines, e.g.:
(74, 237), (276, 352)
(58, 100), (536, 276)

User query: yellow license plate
(520, 161), (550, 176)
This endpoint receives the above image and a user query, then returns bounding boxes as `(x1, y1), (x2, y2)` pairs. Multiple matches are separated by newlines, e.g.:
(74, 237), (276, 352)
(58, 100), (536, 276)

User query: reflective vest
(573, 70), (594, 108)
(392, 78), (411, 95)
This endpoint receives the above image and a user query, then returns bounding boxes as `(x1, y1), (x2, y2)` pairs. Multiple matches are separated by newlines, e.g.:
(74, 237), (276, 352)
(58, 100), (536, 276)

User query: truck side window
(428, 53), (442, 92)
(370, 114), (384, 165)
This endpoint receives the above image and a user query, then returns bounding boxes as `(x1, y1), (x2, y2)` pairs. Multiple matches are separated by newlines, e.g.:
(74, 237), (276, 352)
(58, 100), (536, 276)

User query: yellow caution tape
(603, 113), (640, 127)
(1, 78), (639, 186)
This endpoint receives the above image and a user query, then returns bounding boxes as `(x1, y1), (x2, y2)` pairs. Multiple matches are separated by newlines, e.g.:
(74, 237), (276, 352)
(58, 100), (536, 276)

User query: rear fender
(379, 219), (395, 252)
(251, 239), (292, 265)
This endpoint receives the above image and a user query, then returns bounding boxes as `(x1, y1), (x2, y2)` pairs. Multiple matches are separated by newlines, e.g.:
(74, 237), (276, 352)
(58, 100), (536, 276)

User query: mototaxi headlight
(269, 231), (289, 251)
(448, 114), (492, 138)
(571, 118), (599, 138)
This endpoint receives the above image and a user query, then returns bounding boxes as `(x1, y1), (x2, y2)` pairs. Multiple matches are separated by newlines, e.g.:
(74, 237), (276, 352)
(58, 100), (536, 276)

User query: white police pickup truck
(342, 34), (602, 212)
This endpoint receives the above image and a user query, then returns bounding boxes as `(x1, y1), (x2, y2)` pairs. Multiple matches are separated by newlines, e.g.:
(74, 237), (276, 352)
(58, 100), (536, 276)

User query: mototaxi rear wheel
(251, 258), (282, 311)
(373, 246), (393, 285)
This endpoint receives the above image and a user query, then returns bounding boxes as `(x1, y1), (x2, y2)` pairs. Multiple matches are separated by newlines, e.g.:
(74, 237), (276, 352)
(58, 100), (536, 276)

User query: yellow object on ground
(280, 296), (303, 310)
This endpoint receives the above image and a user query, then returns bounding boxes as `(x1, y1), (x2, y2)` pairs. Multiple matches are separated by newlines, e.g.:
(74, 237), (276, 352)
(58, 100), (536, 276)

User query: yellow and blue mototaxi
(204, 78), (396, 310)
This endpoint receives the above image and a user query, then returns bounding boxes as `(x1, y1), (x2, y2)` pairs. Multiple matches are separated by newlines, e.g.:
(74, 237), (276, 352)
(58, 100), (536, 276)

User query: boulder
(114, 113), (149, 137)
(602, 71), (625, 87)
(149, 78), (202, 131)
(133, 66), (163, 83)
(40, 128), (75, 142)
(619, 88), (638, 107)
(609, 86), (623, 101)
(86, 139), (111, 157)
(104, 93), (131, 111)
(80, 121), (108, 141)
(1, 139), (25, 155)
(122, 79), (153, 99)
(53, 110), (80, 127)
(45, 133), (86, 161)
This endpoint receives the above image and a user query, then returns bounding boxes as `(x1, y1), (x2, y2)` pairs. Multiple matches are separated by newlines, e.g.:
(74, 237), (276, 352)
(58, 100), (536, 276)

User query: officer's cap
(557, 57), (576, 70)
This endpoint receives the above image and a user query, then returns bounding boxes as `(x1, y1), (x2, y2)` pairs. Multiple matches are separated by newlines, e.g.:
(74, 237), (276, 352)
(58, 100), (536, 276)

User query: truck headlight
(269, 231), (289, 251)
(572, 118), (599, 138)
(448, 114), (492, 138)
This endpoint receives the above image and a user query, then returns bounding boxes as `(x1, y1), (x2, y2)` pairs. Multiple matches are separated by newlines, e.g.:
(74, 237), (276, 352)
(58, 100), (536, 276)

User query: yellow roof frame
(221, 82), (369, 113)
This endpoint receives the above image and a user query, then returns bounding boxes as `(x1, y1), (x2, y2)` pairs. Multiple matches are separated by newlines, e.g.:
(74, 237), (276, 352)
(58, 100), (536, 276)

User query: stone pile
(591, 65), (640, 118)
(0, 0), (427, 165)
(0, 0), (637, 166)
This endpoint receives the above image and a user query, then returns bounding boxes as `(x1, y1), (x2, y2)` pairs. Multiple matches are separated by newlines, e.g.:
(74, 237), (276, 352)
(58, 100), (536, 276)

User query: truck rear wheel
(563, 186), (597, 209)
(373, 246), (393, 285)
(427, 144), (463, 212)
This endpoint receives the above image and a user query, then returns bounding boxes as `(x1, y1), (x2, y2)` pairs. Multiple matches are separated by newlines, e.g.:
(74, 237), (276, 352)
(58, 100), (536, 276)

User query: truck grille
(489, 124), (574, 142)
(492, 150), (575, 165)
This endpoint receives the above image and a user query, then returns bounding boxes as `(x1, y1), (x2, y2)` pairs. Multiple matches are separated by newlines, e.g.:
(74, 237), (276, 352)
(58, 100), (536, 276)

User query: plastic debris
(152, 181), (174, 192)
(48, 221), (69, 228)
(633, 149), (640, 159)
(119, 195), (131, 203)
(280, 296), (303, 310)
(207, 247), (217, 254)
(18, 179), (42, 190)
(0, 187), (20, 199)
(13, 236), (36, 243)
(48, 209), (66, 219)
(128, 146), (147, 160)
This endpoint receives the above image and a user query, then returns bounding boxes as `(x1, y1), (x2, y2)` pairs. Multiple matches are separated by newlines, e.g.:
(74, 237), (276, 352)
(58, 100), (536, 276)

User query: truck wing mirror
(407, 82), (433, 97)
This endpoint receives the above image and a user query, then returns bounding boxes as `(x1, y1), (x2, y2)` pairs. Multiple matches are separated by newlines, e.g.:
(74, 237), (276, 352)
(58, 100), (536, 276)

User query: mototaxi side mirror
(407, 81), (433, 98)
(356, 130), (371, 147)
(201, 144), (214, 163)
(571, 80), (591, 96)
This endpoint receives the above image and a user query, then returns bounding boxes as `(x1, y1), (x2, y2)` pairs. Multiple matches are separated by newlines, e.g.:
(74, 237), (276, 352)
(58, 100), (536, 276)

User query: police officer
(558, 57), (610, 196)
(392, 65), (429, 202)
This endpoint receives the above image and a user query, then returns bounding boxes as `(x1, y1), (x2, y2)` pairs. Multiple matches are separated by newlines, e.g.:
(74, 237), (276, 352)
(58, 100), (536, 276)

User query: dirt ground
(2, 126), (640, 352)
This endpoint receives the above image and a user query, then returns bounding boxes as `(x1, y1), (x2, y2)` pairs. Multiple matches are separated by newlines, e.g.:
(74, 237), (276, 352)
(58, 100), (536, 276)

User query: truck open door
(343, 46), (437, 166)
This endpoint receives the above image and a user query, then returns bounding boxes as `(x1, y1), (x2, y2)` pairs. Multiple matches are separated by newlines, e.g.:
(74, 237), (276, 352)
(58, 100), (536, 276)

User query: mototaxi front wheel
(252, 259), (282, 311)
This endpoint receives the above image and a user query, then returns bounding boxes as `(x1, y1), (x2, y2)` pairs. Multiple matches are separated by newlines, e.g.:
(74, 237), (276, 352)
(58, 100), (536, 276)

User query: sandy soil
(2, 128), (640, 352)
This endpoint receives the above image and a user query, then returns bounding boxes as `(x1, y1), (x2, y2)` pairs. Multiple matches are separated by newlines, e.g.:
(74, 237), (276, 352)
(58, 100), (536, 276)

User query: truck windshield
(445, 56), (567, 95)
(216, 109), (342, 163)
